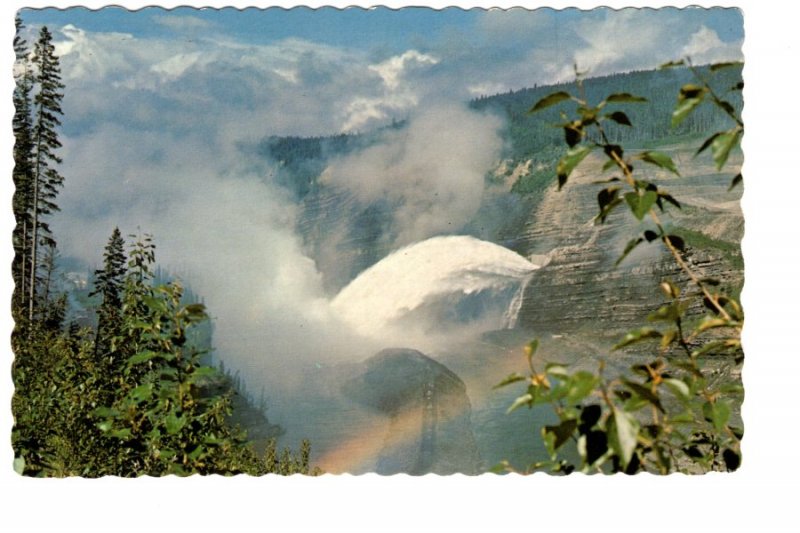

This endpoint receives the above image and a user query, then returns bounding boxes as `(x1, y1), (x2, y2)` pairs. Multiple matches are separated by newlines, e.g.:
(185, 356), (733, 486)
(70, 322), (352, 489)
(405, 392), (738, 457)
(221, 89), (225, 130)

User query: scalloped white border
(2, 2), (798, 533)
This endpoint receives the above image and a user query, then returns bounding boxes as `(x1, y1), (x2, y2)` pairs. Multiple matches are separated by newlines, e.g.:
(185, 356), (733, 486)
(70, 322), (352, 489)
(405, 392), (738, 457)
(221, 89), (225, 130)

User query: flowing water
(274, 235), (547, 472)
(331, 235), (539, 345)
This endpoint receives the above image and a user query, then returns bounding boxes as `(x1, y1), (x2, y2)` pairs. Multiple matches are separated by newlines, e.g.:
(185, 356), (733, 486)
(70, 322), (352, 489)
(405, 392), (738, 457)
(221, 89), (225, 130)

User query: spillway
(331, 235), (539, 342)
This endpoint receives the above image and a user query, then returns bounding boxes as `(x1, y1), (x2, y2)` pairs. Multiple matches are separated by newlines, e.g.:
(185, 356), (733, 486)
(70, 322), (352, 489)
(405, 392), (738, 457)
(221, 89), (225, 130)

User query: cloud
(681, 25), (743, 65)
(565, 9), (743, 78)
(46, 8), (743, 140)
(51, 25), (430, 136)
(369, 50), (439, 90)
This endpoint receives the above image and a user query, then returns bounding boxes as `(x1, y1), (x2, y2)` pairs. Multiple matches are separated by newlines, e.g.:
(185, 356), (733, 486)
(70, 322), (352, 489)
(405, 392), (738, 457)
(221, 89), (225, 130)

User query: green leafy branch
(496, 61), (744, 475)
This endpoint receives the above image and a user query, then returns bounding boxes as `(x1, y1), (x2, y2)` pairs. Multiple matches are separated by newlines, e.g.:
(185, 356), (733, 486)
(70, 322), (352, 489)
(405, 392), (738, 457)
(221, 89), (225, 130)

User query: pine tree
(28, 26), (65, 322)
(12, 16), (35, 319)
(90, 228), (127, 360)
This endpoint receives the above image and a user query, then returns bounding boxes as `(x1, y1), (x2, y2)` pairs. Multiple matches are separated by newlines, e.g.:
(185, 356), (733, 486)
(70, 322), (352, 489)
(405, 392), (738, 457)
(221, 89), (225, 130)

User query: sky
(19, 6), (744, 136)
(7, 2), (800, 533)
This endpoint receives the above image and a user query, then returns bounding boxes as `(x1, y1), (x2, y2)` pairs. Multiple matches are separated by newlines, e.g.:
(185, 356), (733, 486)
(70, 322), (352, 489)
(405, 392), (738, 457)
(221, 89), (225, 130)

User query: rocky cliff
(515, 145), (743, 342)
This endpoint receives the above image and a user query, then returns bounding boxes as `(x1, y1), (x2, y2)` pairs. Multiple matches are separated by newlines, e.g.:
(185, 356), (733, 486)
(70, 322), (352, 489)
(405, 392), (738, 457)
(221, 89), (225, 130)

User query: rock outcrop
(515, 149), (743, 339)
(342, 348), (482, 475)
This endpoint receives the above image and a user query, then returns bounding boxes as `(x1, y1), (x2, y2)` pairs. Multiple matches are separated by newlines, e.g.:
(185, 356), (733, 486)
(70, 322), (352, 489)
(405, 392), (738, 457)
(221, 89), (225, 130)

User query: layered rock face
(297, 186), (395, 294)
(343, 348), (482, 475)
(515, 149), (743, 339)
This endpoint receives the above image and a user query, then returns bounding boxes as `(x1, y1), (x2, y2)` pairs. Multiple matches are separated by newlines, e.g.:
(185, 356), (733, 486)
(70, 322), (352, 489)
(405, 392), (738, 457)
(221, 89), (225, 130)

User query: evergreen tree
(12, 16), (35, 318)
(28, 26), (65, 322)
(90, 228), (127, 360)
(39, 242), (61, 315)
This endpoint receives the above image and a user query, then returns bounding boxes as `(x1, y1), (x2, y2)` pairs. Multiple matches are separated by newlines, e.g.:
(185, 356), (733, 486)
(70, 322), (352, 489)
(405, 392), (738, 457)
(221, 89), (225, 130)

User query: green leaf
(13, 456), (25, 475)
(623, 380), (664, 412)
(703, 400), (732, 432)
(608, 407), (640, 468)
(597, 186), (620, 210)
(507, 393), (533, 414)
(663, 378), (691, 401)
(165, 412), (186, 435)
(613, 327), (662, 350)
(659, 60), (685, 69)
(581, 430), (609, 466)
(696, 132), (721, 156)
(660, 329), (678, 349)
(672, 94), (705, 127)
(92, 406), (120, 418)
(603, 144), (624, 161)
(638, 151), (679, 175)
(624, 190), (658, 220)
(596, 197), (623, 224)
(184, 303), (207, 318)
(543, 418), (578, 454)
(566, 372), (599, 404)
(660, 280), (680, 299)
(580, 405), (603, 429)
(495, 373), (527, 389)
(489, 460), (511, 474)
(605, 93), (648, 103)
(545, 363), (569, 378)
(556, 145), (594, 190)
(696, 316), (733, 333)
(711, 129), (742, 170)
(643, 230), (659, 242)
(109, 428), (132, 440)
(615, 237), (644, 266)
(188, 366), (218, 383)
(159, 367), (178, 380)
(718, 382), (745, 395)
(658, 192), (681, 210)
(529, 91), (572, 113)
(600, 159), (619, 173)
(647, 303), (681, 322)
(723, 448), (741, 471)
(128, 383), (154, 403)
(710, 61), (742, 71)
(606, 111), (632, 126)
(564, 124), (583, 147)
(664, 235), (686, 252)
(715, 100), (736, 116)
(126, 350), (160, 367)
(679, 84), (706, 99)
(203, 434), (224, 445)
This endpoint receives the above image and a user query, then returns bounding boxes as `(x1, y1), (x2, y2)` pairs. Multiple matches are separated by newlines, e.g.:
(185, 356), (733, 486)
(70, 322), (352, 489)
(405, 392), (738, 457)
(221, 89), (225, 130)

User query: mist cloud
(322, 104), (504, 247)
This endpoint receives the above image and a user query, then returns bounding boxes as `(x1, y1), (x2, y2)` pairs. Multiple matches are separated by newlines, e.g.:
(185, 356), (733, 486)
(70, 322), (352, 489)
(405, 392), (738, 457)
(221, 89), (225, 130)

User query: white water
(331, 235), (539, 345)
(502, 275), (533, 329)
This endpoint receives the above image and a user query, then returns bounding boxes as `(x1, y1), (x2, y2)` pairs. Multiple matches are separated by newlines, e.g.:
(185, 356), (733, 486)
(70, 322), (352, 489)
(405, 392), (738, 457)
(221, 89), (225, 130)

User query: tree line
(11, 17), (316, 477)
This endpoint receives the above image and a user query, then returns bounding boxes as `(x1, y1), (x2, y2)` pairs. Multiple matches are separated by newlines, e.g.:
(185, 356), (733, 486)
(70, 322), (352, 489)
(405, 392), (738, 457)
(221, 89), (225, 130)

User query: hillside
(241, 65), (744, 470)
(248, 65), (743, 296)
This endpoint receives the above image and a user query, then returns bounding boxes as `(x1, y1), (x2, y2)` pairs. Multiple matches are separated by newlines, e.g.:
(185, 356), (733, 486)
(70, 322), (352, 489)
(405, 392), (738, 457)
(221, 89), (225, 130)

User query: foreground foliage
(12, 233), (319, 477)
(496, 60), (744, 474)
(11, 20), (317, 476)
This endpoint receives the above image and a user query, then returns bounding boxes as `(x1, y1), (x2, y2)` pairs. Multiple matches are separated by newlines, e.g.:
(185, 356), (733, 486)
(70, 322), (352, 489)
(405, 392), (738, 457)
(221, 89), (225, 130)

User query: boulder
(343, 348), (481, 475)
